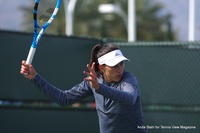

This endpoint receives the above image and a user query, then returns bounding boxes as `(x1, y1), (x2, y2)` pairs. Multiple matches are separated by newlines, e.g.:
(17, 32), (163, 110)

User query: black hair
(89, 43), (119, 77)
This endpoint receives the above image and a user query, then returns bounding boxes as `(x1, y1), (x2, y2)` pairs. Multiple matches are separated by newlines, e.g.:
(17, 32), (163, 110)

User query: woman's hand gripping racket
(24, 0), (61, 75)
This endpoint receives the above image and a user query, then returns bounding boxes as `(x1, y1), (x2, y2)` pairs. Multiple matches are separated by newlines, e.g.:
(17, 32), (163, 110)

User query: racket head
(31, 0), (61, 48)
(33, 0), (61, 28)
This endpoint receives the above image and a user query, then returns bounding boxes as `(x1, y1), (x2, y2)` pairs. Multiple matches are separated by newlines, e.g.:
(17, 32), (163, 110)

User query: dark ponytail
(89, 44), (102, 76)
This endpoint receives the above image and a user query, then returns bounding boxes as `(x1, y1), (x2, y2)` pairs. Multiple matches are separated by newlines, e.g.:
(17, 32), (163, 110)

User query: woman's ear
(99, 64), (104, 72)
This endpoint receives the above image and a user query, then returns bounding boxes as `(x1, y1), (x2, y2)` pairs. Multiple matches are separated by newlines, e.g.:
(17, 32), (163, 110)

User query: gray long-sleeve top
(31, 71), (147, 133)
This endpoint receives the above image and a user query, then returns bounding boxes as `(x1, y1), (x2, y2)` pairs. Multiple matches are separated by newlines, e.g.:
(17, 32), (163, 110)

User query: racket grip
(24, 47), (36, 75)
(26, 47), (36, 64)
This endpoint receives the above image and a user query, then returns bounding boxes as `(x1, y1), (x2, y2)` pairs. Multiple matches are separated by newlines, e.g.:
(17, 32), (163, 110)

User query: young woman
(20, 43), (147, 133)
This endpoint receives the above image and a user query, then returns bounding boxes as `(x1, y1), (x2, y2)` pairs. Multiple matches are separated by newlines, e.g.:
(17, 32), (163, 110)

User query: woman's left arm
(95, 73), (139, 106)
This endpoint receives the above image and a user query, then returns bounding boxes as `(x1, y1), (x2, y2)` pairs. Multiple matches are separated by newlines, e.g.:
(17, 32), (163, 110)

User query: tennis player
(20, 43), (148, 133)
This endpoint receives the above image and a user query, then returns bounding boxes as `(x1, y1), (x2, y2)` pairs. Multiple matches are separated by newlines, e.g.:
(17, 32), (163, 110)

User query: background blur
(0, 0), (200, 41)
(0, 0), (200, 133)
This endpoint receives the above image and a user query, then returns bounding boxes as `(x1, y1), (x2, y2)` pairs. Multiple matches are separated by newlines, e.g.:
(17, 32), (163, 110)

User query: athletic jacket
(31, 71), (148, 133)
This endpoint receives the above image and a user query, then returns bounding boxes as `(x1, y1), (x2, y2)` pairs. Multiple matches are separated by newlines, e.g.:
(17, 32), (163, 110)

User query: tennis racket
(25, 0), (62, 74)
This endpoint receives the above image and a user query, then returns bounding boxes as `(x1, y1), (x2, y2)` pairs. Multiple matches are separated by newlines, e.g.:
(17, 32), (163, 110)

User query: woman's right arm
(20, 60), (93, 106)
(31, 74), (93, 106)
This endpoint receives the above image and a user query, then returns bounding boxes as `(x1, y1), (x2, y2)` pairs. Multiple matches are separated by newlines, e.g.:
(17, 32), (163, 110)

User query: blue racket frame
(26, 0), (62, 65)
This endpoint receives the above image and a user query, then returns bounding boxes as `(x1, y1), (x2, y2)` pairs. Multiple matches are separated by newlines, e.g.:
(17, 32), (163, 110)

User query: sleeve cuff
(30, 73), (38, 81)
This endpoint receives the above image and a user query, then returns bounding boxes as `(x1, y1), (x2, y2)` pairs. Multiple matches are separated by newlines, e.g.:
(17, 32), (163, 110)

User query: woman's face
(99, 61), (124, 82)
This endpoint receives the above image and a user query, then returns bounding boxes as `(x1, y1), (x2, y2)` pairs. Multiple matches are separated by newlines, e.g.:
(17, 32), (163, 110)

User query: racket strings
(37, 0), (57, 26)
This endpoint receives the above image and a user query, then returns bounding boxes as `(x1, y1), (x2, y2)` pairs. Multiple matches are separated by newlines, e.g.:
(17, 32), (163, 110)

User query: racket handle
(26, 47), (36, 64)
(24, 47), (36, 75)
